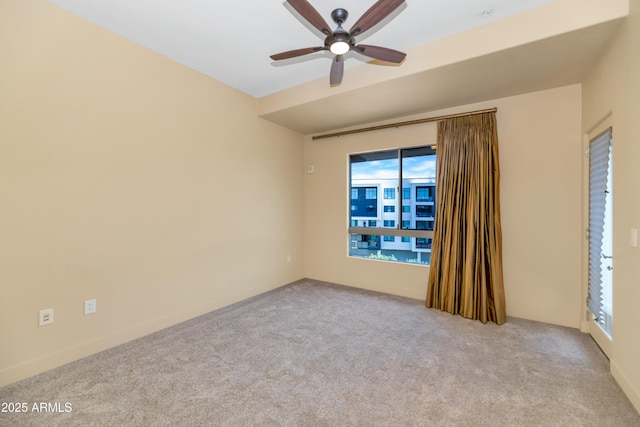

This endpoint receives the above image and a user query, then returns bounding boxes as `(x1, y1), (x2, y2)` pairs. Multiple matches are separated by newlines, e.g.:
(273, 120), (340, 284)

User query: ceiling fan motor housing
(331, 8), (348, 24)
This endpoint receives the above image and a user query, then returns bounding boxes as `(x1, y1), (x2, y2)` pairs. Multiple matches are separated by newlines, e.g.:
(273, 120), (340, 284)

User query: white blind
(587, 128), (612, 332)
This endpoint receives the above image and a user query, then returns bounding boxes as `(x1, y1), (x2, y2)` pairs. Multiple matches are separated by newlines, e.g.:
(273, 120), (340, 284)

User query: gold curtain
(426, 112), (506, 324)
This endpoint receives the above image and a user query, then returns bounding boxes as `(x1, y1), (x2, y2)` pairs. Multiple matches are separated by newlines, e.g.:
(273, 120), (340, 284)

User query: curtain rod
(311, 107), (497, 140)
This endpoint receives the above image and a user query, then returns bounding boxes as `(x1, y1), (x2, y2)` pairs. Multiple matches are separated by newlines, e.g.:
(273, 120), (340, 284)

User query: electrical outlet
(84, 299), (96, 315)
(39, 308), (54, 326)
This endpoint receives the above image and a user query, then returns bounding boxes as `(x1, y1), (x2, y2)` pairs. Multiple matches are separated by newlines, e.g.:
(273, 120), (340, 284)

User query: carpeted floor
(1, 279), (639, 426)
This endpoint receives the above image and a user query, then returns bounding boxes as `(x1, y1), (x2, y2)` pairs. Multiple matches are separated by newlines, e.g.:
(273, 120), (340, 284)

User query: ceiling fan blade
(356, 44), (406, 63)
(330, 55), (344, 85)
(286, 0), (332, 36)
(349, 0), (404, 36)
(270, 47), (323, 61)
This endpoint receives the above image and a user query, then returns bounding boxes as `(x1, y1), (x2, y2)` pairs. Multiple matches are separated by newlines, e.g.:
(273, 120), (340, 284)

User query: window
(416, 220), (434, 230)
(416, 238), (432, 249)
(416, 205), (434, 217)
(350, 187), (378, 217)
(351, 234), (380, 250)
(416, 186), (435, 202)
(349, 146), (436, 265)
(365, 188), (377, 199)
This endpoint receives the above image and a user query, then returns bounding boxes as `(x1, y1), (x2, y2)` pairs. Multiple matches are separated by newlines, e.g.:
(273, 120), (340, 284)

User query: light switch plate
(84, 299), (96, 315)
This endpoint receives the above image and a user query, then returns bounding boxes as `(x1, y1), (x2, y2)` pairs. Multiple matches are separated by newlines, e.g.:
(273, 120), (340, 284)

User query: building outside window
(349, 146), (436, 265)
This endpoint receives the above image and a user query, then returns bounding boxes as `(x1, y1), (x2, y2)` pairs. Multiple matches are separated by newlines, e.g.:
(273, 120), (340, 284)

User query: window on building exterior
(416, 238), (432, 249)
(416, 220), (434, 230)
(349, 146), (436, 265)
(416, 205), (434, 217)
(416, 186), (435, 202)
(350, 187), (378, 217)
(365, 188), (377, 199)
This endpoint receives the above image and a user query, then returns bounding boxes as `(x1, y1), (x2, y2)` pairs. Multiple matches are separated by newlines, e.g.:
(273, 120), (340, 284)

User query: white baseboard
(611, 360), (640, 414)
(580, 319), (591, 333)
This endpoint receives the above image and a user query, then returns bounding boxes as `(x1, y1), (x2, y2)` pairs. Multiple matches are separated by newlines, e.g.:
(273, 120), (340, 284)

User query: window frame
(348, 146), (436, 242)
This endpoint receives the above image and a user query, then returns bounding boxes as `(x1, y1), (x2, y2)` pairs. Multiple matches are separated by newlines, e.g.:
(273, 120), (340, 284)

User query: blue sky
(351, 155), (436, 180)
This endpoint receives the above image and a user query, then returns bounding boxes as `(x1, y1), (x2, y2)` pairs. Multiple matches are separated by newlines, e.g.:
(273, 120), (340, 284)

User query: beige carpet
(1, 279), (639, 426)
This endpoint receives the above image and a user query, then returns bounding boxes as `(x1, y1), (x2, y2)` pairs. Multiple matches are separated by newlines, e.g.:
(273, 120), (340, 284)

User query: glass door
(587, 127), (613, 356)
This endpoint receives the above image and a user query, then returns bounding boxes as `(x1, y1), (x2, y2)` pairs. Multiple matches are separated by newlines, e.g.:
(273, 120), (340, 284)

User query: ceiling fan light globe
(330, 41), (350, 55)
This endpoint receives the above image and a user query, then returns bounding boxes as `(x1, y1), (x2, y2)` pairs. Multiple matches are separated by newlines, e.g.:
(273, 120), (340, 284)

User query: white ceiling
(46, 0), (557, 98)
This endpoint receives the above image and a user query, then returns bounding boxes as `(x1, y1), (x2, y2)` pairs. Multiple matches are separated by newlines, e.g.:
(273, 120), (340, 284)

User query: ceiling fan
(270, 0), (407, 86)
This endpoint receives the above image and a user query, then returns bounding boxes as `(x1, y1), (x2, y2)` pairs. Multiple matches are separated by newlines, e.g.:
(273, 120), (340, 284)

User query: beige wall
(0, 1), (304, 386)
(582, 0), (640, 412)
(304, 85), (584, 328)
